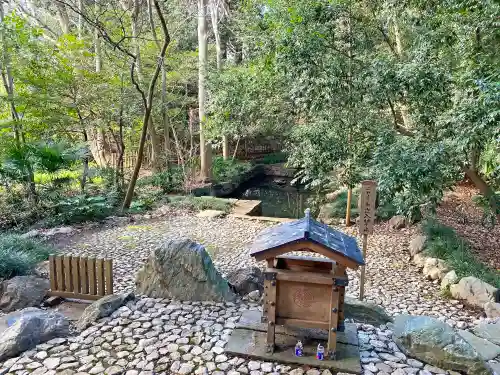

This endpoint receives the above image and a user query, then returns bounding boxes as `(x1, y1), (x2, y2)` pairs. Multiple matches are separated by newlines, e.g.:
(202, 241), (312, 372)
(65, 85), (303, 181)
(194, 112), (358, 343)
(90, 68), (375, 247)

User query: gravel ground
(57, 213), (479, 328)
(1, 212), (494, 375)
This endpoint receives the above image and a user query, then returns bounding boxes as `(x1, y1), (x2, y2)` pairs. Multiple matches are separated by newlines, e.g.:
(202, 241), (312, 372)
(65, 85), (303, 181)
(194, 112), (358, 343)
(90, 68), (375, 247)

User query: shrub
(257, 152), (288, 165)
(50, 193), (118, 225)
(211, 157), (253, 184)
(0, 234), (54, 279)
(321, 189), (399, 221)
(167, 195), (233, 212)
(422, 218), (500, 288)
(137, 168), (184, 193)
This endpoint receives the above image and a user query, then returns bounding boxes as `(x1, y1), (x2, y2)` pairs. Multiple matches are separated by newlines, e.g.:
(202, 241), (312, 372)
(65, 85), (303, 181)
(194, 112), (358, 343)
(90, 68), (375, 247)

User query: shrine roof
(249, 209), (365, 266)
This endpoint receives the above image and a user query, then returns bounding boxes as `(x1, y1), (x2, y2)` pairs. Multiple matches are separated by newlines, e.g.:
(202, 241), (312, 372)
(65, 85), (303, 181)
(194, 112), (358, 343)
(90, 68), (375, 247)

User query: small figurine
(295, 341), (303, 357)
(316, 344), (324, 360)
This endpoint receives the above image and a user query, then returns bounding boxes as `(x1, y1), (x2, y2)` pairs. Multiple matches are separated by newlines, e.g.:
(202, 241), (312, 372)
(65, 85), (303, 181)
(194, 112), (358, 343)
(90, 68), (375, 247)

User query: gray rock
(0, 276), (50, 312)
(76, 293), (134, 330)
(458, 329), (500, 360)
(412, 253), (428, 269)
(472, 321), (500, 345)
(450, 276), (499, 308)
(389, 215), (406, 229)
(422, 258), (449, 281)
(44, 226), (74, 237)
(227, 267), (264, 296)
(344, 297), (393, 325)
(409, 236), (427, 257)
(440, 271), (458, 291)
(135, 239), (236, 302)
(0, 308), (69, 361)
(392, 315), (490, 375)
(488, 362), (500, 375)
(484, 302), (500, 318)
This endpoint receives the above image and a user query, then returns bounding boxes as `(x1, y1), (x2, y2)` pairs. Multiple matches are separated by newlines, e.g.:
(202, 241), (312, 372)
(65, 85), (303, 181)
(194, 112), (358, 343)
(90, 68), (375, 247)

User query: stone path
(57, 214), (479, 329)
(1, 212), (496, 375)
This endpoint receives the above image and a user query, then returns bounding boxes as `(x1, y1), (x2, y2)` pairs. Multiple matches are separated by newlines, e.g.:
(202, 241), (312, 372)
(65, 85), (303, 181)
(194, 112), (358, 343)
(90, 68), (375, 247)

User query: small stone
(43, 357), (61, 370)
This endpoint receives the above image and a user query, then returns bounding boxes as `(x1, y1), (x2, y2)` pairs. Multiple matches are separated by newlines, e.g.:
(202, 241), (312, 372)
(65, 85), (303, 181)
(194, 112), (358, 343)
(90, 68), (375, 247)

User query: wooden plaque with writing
(358, 180), (377, 235)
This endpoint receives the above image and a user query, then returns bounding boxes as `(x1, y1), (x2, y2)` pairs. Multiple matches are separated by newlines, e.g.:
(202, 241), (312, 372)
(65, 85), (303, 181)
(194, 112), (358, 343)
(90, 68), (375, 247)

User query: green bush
(137, 168), (184, 193)
(211, 157), (253, 184)
(321, 189), (397, 220)
(50, 193), (118, 225)
(422, 218), (500, 288)
(0, 234), (54, 279)
(257, 152), (288, 165)
(167, 195), (233, 212)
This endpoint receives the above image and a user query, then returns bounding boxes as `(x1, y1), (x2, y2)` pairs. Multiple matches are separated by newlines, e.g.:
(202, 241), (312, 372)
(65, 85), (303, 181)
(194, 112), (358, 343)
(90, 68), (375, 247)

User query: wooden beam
(265, 272), (277, 353)
(252, 240), (360, 270)
(270, 268), (334, 285)
(275, 318), (329, 330)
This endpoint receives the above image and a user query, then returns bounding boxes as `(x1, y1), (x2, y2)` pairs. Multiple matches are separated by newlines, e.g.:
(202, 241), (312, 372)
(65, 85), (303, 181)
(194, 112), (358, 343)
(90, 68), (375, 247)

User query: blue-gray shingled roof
(250, 209), (365, 266)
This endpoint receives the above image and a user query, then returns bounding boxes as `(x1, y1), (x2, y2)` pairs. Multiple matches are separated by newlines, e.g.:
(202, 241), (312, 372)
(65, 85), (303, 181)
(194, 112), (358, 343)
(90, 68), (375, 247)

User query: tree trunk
(463, 167), (498, 217)
(122, 0), (171, 209)
(80, 129), (89, 193)
(55, 3), (70, 33)
(78, 0), (83, 38)
(198, 0), (212, 181)
(132, 1), (162, 172)
(209, 0), (230, 161)
(162, 65), (170, 167)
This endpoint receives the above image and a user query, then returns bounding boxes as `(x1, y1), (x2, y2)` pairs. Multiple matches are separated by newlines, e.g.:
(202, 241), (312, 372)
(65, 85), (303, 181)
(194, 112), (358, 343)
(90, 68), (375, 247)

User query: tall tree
(198, 0), (211, 180)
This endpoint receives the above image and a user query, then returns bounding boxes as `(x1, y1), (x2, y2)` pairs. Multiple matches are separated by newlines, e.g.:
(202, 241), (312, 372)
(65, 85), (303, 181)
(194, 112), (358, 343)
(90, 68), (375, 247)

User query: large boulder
(484, 302), (500, 318)
(227, 267), (264, 296)
(413, 253), (428, 268)
(0, 307), (69, 361)
(458, 329), (500, 361)
(473, 321), (500, 345)
(422, 258), (450, 281)
(0, 276), (50, 312)
(441, 270), (459, 291)
(450, 276), (499, 308)
(344, 297), (393, 325)
(76, 292), (134, 331)
(392, 315), (490, 375)
(389, 215), (406, 229)
(136, 239), (236, 302)
(409, 235), (427, 257)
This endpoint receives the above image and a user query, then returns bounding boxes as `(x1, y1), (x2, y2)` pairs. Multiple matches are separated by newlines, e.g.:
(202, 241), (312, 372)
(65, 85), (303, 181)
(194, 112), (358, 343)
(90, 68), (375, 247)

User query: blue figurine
(295, 341), (303, 357)
(316, 344), (325, 360)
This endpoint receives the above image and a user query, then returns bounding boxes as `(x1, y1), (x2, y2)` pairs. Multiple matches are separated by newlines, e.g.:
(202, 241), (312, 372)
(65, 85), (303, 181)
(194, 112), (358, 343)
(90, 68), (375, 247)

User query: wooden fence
(48, 255), (113, 301)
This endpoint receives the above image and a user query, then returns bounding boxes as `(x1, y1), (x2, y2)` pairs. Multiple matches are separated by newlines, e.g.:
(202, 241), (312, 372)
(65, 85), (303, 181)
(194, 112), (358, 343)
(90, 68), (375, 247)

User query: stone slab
(226, 310), (361, 374)
(459, 329), (500, 360)
(197, 210), (227, 219)
(226, 328), (361, 374)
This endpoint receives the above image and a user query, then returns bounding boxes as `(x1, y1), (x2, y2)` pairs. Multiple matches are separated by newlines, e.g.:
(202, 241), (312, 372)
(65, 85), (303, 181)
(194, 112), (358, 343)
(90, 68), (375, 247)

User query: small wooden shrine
(250, 209), (364, 359)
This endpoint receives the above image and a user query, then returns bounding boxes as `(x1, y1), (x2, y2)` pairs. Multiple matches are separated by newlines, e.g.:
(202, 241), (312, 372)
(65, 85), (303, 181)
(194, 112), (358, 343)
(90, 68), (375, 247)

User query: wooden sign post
(358, 180), (377, 301)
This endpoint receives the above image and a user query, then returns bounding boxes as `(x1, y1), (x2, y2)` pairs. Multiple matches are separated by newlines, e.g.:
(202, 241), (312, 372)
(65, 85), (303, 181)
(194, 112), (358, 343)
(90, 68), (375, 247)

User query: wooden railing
(48, 255), (113, 301)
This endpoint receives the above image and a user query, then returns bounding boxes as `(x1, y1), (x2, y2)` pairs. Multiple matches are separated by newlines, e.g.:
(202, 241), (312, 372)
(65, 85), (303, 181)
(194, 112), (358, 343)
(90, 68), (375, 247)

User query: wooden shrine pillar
(265, 270), (277, 353)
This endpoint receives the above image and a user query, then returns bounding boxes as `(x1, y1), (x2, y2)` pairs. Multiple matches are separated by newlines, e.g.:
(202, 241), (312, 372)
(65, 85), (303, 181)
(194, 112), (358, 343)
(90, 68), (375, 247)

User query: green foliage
(167, 196), (233, 213)
(320, 189), (397, 221)
(211, 157), (253, 184)
(472, 192), (500, 228)
(137, 168), (184, 193)
(49, 193), (118, 225)
(373, 134), (462, 221)
(256, 152), (288, 165)
(0, 234), (54, 279)
(422, 219), (500, 289)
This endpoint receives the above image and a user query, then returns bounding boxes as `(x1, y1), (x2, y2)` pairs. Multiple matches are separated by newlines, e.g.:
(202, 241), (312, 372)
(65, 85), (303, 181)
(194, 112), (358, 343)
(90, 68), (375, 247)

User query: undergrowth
(422, 218), (500, 288)
(321, 189), (398, 221)
(0, 234), (55, 279)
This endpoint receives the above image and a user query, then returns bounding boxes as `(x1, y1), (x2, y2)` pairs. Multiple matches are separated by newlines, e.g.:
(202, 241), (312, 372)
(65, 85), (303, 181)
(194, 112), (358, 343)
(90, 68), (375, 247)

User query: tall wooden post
(358, 180), (377, 301)
(345, 188), (352, 226)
